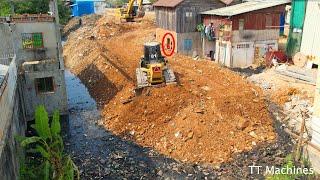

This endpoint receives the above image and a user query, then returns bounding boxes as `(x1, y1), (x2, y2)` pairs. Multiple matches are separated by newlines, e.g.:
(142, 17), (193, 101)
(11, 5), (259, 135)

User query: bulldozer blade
(163, 68), (177, 85)
(136, 68), (149, 88)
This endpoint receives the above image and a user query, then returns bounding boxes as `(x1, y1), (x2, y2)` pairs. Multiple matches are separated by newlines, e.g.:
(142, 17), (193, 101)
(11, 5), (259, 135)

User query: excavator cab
(115, 0), (145, 22)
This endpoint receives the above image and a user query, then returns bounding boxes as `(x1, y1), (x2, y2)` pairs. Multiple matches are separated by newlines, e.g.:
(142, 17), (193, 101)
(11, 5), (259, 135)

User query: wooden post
(295, 113), (306, 162)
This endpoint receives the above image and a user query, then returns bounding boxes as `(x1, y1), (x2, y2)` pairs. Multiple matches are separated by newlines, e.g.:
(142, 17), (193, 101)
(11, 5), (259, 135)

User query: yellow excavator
(115, 0), (145, 22)
(136, 42), (176, 88)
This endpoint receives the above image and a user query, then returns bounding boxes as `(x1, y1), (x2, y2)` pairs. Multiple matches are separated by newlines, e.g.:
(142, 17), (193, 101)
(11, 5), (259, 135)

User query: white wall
(301, 1), (320, 59)
(232, 29), (280, 43)
(231, 42), (254, 68)
(215, 40), (232, 67)
(94, 2), (106, 15)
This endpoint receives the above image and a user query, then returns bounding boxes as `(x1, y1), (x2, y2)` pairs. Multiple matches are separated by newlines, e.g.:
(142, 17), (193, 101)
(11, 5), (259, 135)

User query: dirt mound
(63, 14), (276, 165)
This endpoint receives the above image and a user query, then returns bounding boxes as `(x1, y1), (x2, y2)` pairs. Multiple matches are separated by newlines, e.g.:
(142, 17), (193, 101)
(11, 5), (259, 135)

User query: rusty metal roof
(153, 0), (235, 8)
(153, 0), (184, 7)
(201, 0), (290, 16)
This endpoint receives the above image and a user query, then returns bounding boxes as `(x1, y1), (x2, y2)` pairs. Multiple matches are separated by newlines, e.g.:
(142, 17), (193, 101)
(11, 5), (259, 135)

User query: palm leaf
(21, 136), (43, 147)
(35, 105), (51, 139)
(63, 156), (75, 180)
(43, 160), (50, 180)
(36, 145), (50, 159)
(51, 110), (61, 137)
(15, 135), (27, 143)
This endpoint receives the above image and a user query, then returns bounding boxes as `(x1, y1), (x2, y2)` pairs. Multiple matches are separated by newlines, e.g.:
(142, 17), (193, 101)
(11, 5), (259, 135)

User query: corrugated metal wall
(77, 1), (95, 16)
(286, 0), (307, 57)
(300, 1), (320, 59)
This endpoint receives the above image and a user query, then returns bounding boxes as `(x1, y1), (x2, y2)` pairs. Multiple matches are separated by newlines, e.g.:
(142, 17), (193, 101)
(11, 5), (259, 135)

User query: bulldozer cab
(143, 42), (165, 64)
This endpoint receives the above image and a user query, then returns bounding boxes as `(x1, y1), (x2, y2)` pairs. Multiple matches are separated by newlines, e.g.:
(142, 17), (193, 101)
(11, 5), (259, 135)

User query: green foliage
(18, 106), (79, 180)
(149, 0), (157, 3)
(57, 0), (71, 25)
(267, 154), (315, 180)
(110, 0), (128, 7)
(35, 105), (51, 140)
(13, 0), (49, 14)
(51, 110), (61, 137)
(0, 0), (11, 16)
(0, 0), (71, 24)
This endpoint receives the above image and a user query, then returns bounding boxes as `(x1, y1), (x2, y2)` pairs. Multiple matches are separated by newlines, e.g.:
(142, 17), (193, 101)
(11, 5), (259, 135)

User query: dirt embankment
(63, 14), (276, 165)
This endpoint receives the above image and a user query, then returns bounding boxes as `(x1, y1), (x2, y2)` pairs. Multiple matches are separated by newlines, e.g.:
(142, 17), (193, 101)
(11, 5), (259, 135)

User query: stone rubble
(283, 95), (313, 137)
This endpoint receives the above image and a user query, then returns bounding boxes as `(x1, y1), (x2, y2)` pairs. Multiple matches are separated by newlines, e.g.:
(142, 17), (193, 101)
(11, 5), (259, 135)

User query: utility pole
(49, 0), (64, 70)
(9, 0), (14, 15)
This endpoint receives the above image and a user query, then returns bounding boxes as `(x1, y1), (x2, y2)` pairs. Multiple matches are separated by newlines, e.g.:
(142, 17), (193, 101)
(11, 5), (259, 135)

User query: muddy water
(63, 70), (219, 179)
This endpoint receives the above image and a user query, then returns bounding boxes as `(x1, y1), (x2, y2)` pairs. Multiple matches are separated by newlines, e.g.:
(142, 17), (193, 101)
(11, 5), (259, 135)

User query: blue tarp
(71, 0), (102, 17)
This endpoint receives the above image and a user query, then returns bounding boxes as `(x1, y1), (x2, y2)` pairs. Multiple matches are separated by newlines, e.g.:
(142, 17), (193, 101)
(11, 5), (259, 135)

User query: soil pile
(63, 13), (276, 165)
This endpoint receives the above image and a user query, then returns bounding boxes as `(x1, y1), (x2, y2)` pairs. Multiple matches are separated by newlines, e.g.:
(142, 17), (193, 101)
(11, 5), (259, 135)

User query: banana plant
(18, 105), (79, 180)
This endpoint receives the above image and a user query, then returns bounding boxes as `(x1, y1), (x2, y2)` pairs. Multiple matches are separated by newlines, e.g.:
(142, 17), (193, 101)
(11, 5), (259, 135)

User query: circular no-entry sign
(161, 32), (176, 57)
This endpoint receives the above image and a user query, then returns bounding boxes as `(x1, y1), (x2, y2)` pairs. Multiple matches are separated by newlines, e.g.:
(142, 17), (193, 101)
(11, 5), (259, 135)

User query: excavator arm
(116, 0), (145, 22)
(126, 0), (136, 15)
(126, 0), (145, 17)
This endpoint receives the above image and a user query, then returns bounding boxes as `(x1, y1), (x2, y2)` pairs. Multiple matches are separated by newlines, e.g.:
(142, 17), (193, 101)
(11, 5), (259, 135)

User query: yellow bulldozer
(136, 42), (176, 88)
(115, 0), (145, 22)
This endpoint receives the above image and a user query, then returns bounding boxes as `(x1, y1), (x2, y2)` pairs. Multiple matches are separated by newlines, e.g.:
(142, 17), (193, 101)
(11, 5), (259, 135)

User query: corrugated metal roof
(201, 0), (290, 16)
(153, 0), (184, 7)
(153, 0), (236, 8)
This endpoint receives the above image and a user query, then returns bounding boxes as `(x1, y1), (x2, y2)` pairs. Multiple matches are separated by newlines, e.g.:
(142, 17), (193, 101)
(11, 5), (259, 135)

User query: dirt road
(63, 12), (292, 179)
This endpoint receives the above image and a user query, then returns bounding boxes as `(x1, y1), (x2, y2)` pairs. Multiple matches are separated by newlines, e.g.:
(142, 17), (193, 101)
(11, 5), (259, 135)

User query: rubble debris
(275, 65), (316, 85)
(265, 51), (288, 68)
(283, 95), (312, 134)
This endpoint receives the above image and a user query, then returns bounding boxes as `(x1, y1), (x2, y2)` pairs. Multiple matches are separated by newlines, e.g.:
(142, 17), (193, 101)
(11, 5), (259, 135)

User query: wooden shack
(153, 0), (237, 56)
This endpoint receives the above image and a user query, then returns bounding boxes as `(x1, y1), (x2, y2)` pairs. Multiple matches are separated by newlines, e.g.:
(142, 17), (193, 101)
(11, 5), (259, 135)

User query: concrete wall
(0, 59), (26, 180)
(0, 25), (15, 60)
(0, 18), (68, 119)
(22, 60), (68, 119)
(177, 32), (202, 56)
(202, 38), (215, 58)
(156, 28), (202, 56)
(231, 29), (280, 43)
(215, 40), (232, 67)
(0, 22), (59, 65)
(300, 0), (320, 61)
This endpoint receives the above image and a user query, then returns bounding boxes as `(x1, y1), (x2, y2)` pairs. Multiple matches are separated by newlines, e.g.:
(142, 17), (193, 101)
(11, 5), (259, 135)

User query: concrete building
(0, 2), (68, 178)
(0, 56), (27, 179)
(0, 14), (68, 120)
(304, 0), (320, 173)
(153, 0), (238, 56)
(200, 0), (288, 68)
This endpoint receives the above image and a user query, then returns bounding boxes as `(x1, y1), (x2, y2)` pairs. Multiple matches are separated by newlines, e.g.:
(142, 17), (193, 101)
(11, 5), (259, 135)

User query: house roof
(153, 0), (184, 8)
(153, 0), (235, 8)
(200, 0), (290, 16)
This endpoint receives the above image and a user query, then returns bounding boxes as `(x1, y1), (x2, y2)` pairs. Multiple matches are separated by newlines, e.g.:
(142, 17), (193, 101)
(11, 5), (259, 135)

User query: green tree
(18, 106), (79, 180)
(0, 0), (71, 24)
(0, 0), (11, 16)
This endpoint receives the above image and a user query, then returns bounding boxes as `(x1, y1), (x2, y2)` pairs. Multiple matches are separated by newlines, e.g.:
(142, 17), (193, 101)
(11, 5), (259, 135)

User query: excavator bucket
(136, 10), (145, 18)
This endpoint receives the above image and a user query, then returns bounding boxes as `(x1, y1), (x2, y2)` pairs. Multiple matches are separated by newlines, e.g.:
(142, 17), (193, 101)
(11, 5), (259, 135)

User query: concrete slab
(0, 64), (9, 86)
